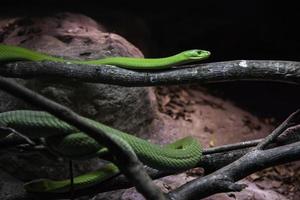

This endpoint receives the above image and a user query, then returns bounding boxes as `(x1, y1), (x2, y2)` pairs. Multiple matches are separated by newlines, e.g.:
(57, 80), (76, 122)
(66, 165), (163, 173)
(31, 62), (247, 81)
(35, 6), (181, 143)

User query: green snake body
(0, 44), (208, 193)
(0, 110), (202, 193)
(0, 44), (210, 69)
(23, 163), (120, 193)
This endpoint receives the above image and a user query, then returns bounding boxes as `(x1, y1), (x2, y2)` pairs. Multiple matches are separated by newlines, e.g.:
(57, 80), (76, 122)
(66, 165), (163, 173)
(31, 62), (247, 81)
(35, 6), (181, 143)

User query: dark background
(1, 1), (300, 120)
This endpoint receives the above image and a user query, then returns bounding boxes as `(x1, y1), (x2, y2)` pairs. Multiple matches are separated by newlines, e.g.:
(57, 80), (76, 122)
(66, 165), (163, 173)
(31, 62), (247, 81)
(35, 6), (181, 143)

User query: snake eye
(191, 50), (203, 56)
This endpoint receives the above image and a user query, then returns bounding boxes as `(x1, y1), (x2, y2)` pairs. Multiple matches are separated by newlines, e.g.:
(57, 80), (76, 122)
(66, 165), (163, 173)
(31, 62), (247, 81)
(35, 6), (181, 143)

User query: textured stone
(0, 169), (25, 200)
(0, 13), (154, 200)
(203, 180), (288, 200)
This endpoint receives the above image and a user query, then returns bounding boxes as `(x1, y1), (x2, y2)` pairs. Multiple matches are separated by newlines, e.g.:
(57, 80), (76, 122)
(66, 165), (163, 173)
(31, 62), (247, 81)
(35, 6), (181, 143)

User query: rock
(0, 12), (154, 200)
(0, 169), (26, 200)
(203, 180), (288, 200)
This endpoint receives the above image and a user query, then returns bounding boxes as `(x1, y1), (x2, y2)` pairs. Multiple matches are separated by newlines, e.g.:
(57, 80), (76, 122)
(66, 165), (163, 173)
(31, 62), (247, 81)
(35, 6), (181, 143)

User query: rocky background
(0, 1), (300, 200)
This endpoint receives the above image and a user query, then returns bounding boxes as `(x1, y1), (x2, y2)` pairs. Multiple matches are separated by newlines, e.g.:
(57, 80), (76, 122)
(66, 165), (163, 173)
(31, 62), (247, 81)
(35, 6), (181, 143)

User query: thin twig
(256, 109), (300, 150)
(0, 127), (36, 146)
(203, 139), (262, 154)
(0, 136), (38, 150)
(0, 76), (165, 200)
(276, 124), (300, 144)
(203, 124), (300, 154)
(69, 160), (74, 200)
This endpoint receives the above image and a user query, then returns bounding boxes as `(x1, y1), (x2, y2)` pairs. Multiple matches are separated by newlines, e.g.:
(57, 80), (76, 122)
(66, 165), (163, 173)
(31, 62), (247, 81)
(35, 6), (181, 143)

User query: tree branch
(0, 127), (36, 146)
(0, 76), (165, 200)
(1, 60), (300, 86)
(203, 139), (262, 154)
(167, 141), (300, 200)
(167, 111), (300, 200)
(256, 109), (300, 149)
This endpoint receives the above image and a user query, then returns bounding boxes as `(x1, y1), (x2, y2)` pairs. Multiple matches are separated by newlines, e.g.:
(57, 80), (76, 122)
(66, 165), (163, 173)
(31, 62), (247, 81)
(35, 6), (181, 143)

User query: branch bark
(256, 109), (300, 149)
(167, 111), (300, 200)
(1, 60), (300, 86)
(0, 76), (166, 200)
(168, 141), (300, 200)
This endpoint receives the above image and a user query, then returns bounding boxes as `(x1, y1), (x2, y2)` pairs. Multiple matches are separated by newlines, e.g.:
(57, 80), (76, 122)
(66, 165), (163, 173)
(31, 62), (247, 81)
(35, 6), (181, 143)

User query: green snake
(0, 44), (210, 69)
(0, 110), (202, 193)
(0, 44), (208, 193)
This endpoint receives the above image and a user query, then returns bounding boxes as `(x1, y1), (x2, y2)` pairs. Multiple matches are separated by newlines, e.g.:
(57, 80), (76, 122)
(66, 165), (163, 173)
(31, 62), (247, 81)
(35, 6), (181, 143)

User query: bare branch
(1, 60), (300, 86)
(0, 127), (36, 146)
(167, 141), (300, 200)
(276, 124), (300, 144)
(256, 109), (300, 149)
(203, 139), (262, 154)
(0, 76), (165, 200)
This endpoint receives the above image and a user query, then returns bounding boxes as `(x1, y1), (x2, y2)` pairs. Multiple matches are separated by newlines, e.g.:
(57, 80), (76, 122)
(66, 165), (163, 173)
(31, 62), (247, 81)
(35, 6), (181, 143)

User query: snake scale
(0, 44), (209, 193)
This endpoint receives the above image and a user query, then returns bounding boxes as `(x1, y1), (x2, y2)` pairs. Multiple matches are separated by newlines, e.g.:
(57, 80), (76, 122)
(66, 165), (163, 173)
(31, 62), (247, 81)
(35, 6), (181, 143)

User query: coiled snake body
(0, 45), (209, 193)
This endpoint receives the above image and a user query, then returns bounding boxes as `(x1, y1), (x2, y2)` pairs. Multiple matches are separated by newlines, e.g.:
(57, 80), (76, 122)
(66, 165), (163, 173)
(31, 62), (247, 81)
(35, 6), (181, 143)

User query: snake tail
(24, 163), (119, 193)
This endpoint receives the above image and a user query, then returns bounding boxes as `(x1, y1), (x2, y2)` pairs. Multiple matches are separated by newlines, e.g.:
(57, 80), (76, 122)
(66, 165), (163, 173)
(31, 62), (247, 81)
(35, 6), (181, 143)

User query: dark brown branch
(276, 124), (300, 144)
(0, 136), (33, 149)
(204, 123), (300, 154)
(256, 109), (300, 149)
(0, 127), (36, 146)
(167, 141), (300, 200)
(0, 76), (165, 200)
(1, 60), (300, 86)
(203, 139), (262, 154)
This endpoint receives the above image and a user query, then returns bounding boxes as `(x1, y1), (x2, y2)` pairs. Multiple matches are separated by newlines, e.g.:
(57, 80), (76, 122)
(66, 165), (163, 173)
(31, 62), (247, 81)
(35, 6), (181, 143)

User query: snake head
(182, 49), (211, 60)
